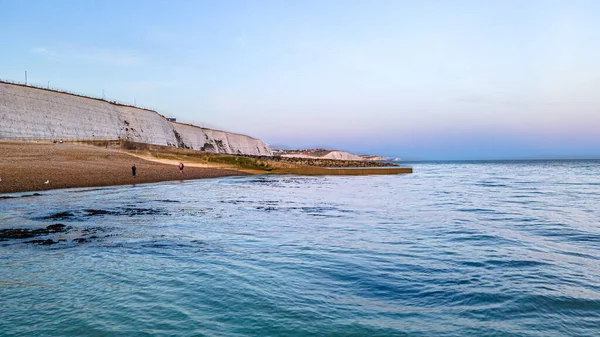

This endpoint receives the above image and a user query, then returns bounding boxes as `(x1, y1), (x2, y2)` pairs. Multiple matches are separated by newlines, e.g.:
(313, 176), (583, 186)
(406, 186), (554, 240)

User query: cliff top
(0, 79), (160, 115)
(168, 120), (261, 141)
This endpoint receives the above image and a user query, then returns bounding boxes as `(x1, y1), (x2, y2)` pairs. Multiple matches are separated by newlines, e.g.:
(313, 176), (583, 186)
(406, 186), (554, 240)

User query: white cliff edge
(0, 82), (272, 156)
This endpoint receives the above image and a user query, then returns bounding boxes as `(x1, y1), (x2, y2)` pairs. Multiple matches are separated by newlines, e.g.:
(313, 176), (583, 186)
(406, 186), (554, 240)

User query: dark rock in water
(121, 207), (168, 216)
(0, 228), (36, 239)
(84, 209), (116, 216)
(82, 227), (110, 234)
(46, 224), (66, 232)
(0, 223), (69, 240)
(73, 238), (89, 243)
(26, 239), (58, 245)
(35, 207), (168, 222)
(41, 211), (75, 220)
(256, 206), (277, 211)
(21, 193), (42, 198)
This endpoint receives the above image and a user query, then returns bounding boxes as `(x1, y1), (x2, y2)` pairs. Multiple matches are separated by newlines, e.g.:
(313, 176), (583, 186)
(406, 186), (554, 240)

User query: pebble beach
(0, 141), (247, 194)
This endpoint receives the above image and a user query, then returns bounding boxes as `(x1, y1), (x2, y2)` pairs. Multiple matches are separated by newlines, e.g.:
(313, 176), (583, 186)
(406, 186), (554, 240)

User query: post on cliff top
(25, 71), (27, 85)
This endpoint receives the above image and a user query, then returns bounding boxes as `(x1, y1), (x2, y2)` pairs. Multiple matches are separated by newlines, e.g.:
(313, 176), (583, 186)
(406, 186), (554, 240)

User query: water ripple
(1, 160), (600, 336)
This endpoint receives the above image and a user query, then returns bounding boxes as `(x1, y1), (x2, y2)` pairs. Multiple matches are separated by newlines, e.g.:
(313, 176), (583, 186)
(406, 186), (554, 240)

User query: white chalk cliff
(170, 122), (272, 155)
(277, 149), (370, 161)
(0, 82), (272, 156)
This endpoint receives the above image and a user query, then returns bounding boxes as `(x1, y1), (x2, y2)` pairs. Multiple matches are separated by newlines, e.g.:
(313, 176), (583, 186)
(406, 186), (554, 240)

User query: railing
(0, 136), (121, 142)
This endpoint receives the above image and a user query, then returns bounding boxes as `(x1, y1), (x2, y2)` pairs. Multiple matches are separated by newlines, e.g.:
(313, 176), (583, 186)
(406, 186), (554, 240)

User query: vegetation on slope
(82, 140), (411, 175)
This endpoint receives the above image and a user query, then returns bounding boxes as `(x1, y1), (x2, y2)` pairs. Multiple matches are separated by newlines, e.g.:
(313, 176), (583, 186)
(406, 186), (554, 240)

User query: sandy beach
(0, 141), (248, 194)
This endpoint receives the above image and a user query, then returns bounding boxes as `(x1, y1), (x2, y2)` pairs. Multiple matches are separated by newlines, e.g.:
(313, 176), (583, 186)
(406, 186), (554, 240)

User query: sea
(1, 160), (599, 336)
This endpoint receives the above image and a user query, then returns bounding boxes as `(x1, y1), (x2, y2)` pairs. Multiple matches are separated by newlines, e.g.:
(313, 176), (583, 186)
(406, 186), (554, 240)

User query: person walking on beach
(132, 164), (137, 178)
(179, 162), (184, 174)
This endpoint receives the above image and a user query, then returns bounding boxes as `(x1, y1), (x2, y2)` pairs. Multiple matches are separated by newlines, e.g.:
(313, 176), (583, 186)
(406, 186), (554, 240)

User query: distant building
(166, 117), (177, 122)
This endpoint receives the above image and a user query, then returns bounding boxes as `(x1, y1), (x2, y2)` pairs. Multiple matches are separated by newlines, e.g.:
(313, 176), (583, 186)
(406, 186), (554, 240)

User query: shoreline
(0, 141), (412, 194)
(0, 141), (248, 194)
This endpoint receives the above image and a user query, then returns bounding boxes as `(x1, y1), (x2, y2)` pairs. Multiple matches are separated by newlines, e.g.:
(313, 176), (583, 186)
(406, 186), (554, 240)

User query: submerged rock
(21, 193), (42, 198)
(0, 223), (68, 240)
(41, 211), (75, 220)
(46, 224), (67, 232)
(0, 228), (36, 239)
(84, 209), (117, 216)
(38, 207), (168, 222)
(25, 239), (59, 245)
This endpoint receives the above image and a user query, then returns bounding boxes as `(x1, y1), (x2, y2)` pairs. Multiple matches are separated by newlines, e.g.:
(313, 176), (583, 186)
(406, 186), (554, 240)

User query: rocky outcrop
(0, 81), (272, 156)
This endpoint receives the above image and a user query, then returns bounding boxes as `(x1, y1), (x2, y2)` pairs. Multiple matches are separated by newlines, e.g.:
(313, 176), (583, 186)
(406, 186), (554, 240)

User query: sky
(1, 0), (599, 160)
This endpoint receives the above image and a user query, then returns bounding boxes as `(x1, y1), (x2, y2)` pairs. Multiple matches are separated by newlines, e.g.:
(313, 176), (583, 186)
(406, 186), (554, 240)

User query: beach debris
(44, 180), (50, 184)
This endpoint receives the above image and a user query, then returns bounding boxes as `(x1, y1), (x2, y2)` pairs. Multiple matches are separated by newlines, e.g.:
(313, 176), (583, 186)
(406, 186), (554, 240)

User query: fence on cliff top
(0, 136), (121, 142)
(0, 78), (163, 117)
(0, 78), (266, 144)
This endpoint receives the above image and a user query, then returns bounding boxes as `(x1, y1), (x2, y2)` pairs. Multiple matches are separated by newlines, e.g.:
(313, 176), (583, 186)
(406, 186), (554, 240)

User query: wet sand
(0, 142), (248, 194)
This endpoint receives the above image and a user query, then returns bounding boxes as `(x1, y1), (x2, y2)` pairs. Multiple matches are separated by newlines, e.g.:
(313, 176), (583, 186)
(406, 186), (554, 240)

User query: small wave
(456, 208), (497, 213)
(474, 183), (509, 188)
(0, 193), (43, 200)
(513, 294), (600, 314)
(483, 259), (552, 269)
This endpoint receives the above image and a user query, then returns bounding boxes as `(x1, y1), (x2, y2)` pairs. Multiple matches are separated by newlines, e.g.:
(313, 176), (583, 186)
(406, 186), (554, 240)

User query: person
(131, 164), (137, 178)
(179, 162), (184, 174)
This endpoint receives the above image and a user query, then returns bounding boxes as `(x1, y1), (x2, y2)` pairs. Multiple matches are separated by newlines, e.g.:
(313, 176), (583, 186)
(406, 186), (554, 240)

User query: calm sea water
(1, 160), (600, 336)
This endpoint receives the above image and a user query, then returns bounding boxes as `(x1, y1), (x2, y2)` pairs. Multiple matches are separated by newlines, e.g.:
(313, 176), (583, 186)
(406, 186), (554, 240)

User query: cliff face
(169, 122), (272, 156)
(277, 149), (368, 161)
(322, 150), (365, 161)
(0, 82), (272, 156)
(359, 155), (388, 161)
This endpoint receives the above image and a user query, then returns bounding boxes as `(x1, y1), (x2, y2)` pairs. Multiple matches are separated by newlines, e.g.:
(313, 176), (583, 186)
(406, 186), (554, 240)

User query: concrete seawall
(0, 81), (272, 156)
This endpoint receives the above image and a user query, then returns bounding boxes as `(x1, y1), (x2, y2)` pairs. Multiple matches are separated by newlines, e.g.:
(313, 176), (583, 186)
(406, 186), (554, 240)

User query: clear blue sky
(1, 0), (599, 160)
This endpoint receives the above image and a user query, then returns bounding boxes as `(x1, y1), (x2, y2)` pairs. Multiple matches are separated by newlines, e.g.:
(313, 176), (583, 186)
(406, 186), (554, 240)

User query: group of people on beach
(131, 162), (184, 178)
